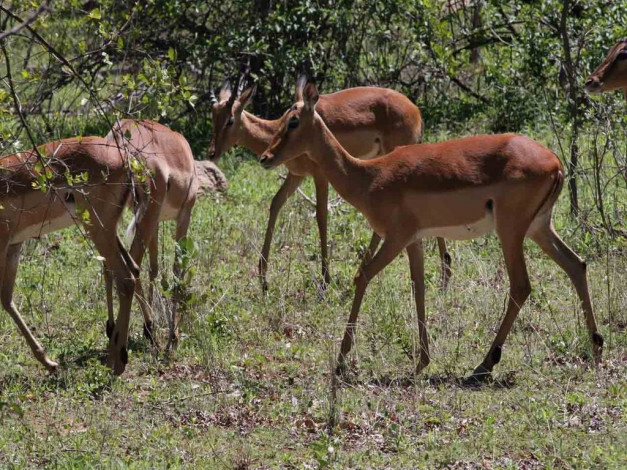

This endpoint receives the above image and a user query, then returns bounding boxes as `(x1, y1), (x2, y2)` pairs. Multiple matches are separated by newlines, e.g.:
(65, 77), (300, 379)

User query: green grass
(0, 148), (625, 468)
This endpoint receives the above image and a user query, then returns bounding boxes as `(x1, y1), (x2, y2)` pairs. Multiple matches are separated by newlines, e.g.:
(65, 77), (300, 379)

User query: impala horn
(208, 65), (218, 105)
(295, 74), (308, 102)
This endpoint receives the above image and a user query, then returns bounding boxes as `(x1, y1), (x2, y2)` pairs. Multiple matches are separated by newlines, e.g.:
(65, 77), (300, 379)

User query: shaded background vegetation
(1, 0), (626, 225)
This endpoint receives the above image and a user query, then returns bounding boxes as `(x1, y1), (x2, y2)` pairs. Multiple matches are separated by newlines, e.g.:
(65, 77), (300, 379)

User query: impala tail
(538, 169), (564, 217)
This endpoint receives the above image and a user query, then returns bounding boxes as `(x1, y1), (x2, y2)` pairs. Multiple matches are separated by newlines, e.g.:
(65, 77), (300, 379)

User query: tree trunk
(469, 1), (482, 64)
(250, 0), (272, 116)
(559, 0), (580, 216)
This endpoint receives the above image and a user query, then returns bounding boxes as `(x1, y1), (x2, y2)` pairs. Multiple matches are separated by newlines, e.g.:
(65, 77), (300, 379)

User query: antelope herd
(0, 39), (624, 380)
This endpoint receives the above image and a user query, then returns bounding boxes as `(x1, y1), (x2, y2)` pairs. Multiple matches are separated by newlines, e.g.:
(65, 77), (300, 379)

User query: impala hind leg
(313, 175), (331, 289)
(437, 237), (452, 290)
(0, 242), (58, 372)
(259, 173), (305, 292)
(337, 237), (407, 375)
(130, 192), (167, 345)
(406, 241), (430, 372)
(145, 234), (159, 342)
(104, 265), (115, 338)
(529, 217), (603, 362)
(471, 229), (530, 381)
(97, 234), (137, 375)
(85, 193), (138, 375)
(166, 199), (195, 352)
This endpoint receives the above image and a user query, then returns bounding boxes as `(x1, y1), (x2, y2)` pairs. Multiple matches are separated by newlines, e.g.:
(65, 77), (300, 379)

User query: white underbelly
(416, 213), (495, 241)
(12, 205), (77, 243)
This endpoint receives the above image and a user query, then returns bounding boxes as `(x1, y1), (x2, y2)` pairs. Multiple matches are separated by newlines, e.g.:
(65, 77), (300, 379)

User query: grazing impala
(209, 77), (452, 291)
(585, 39), (627, 94)
(105, 120), (199, 350)
(0, 137), (138, 375)
(260, 80), (604, 380)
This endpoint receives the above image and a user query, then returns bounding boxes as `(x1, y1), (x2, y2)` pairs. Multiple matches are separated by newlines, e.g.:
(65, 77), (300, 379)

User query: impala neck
(308, 117), (372, 206)
(239, 111), (281, 155)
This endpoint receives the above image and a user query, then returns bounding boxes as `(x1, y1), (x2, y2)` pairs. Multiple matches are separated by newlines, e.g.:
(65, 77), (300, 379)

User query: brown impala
(209, 77), (452, 291)
(105, 120), (199, 350)
(259, 80), (603, 380)
(0, 137), (138, 375)
(585, 38), (627, 94)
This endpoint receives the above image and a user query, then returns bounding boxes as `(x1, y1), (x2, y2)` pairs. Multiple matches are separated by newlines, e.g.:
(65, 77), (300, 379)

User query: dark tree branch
(0, 1), (50, 41)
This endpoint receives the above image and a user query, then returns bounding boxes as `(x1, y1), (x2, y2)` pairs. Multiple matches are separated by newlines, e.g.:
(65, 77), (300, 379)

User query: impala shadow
(349, 371), (518, 390)
(56, 333), (153, 369)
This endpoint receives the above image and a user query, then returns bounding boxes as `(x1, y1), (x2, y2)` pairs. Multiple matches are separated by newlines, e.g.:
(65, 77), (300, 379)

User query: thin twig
(0, 1), (50, 41)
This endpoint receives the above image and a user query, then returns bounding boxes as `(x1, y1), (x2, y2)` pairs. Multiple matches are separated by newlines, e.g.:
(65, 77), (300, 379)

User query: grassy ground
(0, 147), (625, 468)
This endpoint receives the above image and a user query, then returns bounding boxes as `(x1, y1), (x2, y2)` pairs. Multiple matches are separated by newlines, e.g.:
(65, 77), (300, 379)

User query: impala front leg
(313, 175), (331, 289)
(1, 242), (58, 372)
(471, 231), (530, 381)
(406, 241), (430, 372)
(337, 237), (408, 376)
(259, 173), (304, 292)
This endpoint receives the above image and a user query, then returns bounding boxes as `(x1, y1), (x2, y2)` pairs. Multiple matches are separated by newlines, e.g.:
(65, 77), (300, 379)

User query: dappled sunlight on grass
(0, 155), (625, 467)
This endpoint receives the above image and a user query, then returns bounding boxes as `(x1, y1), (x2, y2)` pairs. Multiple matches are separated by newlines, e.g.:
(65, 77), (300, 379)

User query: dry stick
(0, 5), (127, 185)
(0, 42), (48, 166)
(2, 43), (94, 332)
(0, 11), (125, 220)
(0, 1), (50, 41)
(0, 5), (111, 120)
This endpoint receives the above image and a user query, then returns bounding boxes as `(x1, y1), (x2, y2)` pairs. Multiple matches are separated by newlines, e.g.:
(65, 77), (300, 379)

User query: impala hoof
(34, 348), (59, 373)
(107, 350), (128, 376)
(592, 332), (604, 364)
(464, 364), (492, 385)
(416, 356), (430, 374)
(45, 359), (59, 373)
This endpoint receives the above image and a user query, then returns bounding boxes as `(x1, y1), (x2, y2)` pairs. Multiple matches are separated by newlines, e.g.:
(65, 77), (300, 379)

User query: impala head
(208, 80), (256, 161)
(585, 39), (627, 94)
(260, 78), (319, 170)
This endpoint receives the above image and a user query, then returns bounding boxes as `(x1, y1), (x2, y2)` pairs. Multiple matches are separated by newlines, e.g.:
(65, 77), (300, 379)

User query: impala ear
(218, 80), (232, 103)
(302, 81), (319, 111)
(295, 74), (308, 102)
(238, 83), (257, 109)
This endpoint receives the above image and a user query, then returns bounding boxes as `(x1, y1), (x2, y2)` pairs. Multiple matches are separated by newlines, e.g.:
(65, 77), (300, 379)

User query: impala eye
(226, 116), (234, 126)
(288, 116), (299, 129)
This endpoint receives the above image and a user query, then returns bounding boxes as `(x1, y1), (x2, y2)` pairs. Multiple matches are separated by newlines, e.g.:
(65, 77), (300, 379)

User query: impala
(208, 77), (452, 291)
(585, 38), (627, 94)
(260, 80), (604, 380)
(105, 120), (200, 350)
(0, 137), (138, 375)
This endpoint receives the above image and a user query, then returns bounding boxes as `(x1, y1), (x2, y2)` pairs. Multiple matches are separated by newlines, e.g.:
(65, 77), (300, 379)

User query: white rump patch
(358, 144), (381, 160)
